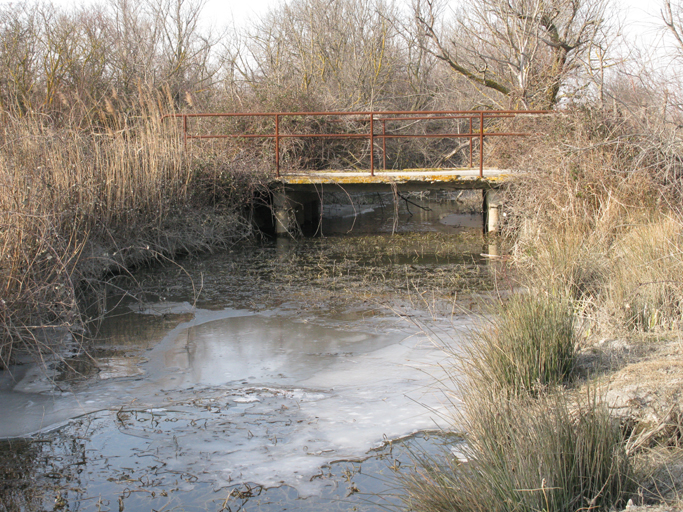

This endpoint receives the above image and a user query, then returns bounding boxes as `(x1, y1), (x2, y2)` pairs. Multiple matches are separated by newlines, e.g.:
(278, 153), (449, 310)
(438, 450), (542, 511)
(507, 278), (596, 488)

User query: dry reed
(0, 95), (260, 367)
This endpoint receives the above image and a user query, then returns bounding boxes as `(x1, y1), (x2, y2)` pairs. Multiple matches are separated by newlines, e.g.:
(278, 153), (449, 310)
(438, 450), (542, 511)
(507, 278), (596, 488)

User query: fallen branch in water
(397, 193), (432, 216)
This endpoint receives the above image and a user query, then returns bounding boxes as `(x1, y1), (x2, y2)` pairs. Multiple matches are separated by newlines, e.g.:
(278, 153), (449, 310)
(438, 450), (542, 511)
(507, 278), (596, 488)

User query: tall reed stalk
(0, 95), (257, 366)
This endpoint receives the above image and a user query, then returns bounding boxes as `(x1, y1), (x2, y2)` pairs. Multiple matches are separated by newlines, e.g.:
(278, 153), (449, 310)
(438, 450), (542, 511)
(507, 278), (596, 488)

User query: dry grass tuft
(404, 390), (634, 512)
(510, 213), (683, 336)
(465, 293), (578, 396)
(604, 218), (683, 332)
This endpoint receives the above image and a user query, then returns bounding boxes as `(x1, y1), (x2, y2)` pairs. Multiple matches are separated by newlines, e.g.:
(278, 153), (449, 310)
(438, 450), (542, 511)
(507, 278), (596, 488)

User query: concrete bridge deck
(273, 168), (512, 192)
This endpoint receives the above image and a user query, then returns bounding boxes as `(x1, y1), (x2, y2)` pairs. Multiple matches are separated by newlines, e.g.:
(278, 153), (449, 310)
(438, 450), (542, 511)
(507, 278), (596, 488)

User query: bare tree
(415, 0), (613, 109)
(152, 0), (217, 106)
(234, 0), (422, 111)
(107, 0), (158, 97)
(0, 0), (223, 119)
(0, 3), (39, 114)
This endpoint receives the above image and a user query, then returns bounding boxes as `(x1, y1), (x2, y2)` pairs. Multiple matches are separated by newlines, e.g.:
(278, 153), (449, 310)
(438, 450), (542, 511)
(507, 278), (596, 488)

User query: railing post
(275, 114), (280, 178)
(382, 119), (387, 171)
(479, 111), (484, 177)
(369, 113), (374, 176)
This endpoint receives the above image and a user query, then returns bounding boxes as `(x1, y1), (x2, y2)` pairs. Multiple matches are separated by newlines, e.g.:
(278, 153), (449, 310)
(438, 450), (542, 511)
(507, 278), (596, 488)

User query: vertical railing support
(382, 119), (387, 170)
(469, 116), (473, 168)
(479, 111), (484, 177)
(183, 114), (188, 150)
(275, 114), (280, 178)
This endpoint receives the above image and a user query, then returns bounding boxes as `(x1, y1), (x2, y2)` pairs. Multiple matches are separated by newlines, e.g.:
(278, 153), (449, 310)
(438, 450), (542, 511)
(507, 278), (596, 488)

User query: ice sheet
(0, 308), (465, 494)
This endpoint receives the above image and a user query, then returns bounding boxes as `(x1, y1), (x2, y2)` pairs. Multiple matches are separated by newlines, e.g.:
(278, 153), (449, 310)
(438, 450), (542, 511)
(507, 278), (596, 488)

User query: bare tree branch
(415, 0), (613, 109)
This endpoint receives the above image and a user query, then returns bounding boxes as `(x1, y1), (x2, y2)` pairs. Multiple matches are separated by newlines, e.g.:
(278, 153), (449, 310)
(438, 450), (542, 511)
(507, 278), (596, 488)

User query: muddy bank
(579, 336), (683, 509)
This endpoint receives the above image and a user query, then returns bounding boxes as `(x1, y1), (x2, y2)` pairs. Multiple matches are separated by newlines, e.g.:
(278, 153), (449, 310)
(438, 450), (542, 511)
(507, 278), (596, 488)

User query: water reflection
(0, 415), (461, 512)
(164, 315), (397, 386)
(320, 190), (482, 235)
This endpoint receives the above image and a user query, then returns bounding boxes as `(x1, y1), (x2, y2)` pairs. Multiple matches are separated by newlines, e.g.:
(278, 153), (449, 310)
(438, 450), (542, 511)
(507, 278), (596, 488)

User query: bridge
(163, 110), (549, 235)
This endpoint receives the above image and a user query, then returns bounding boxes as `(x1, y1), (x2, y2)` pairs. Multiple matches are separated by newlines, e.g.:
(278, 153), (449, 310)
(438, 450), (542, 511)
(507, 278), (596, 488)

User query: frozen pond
(0, 191), (495, 510)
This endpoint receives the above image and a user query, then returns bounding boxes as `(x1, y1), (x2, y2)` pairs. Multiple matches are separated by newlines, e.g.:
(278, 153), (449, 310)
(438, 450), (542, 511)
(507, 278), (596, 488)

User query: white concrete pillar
(485, 190), (502, 234)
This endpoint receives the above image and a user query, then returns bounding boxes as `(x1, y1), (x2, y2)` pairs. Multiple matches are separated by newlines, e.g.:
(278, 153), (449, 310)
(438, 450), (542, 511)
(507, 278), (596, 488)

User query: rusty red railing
(162, 110), (549, 178)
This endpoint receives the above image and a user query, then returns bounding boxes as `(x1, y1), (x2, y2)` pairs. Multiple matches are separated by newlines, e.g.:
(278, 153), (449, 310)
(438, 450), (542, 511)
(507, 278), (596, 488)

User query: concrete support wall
(273, 189), (321, 236)
(483, 189), (502, 234)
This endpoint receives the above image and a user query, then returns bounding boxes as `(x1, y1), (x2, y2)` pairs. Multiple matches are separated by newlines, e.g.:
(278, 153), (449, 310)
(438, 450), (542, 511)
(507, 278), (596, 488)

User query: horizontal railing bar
(162, 109), (549, 118)
(273, 115), (516, 130)
(188, 133), (367, 139)
(375, 115), (516, 122)
(187, 132), (532, 139)
(378, 132), (532, 138)
(287, 114), (516, 122)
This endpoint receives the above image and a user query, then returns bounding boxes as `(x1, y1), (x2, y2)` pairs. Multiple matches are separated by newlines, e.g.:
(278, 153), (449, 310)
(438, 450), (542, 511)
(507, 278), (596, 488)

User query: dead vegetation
(3, 0), (683, 508)
(0, 101), (260, 368)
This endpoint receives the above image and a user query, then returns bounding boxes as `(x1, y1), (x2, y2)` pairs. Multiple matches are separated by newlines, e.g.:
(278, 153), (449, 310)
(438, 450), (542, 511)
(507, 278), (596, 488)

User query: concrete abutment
(272, 188), (322, 236)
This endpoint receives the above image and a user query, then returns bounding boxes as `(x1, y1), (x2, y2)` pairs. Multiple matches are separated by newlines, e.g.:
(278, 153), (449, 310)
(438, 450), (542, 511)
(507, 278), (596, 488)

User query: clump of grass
(465, 293), (578, 396)
(604, 217), (683, 332)
(404, 390), (634, 512)
(400, 292), (638, 511)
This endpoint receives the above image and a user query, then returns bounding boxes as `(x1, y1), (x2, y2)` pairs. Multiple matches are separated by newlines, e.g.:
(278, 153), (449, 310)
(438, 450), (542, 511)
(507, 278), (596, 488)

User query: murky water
(0, 192), (497, 511)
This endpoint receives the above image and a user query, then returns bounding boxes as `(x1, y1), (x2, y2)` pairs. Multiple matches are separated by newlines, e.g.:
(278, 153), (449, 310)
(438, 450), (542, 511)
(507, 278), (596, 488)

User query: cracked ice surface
(0, 307), (466, 495)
